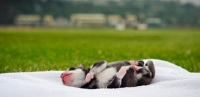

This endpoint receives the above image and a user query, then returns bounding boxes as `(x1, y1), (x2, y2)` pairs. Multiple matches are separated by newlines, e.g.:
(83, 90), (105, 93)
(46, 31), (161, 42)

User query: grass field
(0, 27), (200, 73)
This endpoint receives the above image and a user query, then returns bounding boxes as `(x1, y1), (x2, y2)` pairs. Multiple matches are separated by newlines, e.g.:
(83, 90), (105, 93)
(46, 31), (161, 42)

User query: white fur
(136, 73), (142, 80)
(96, 68), (117, 88)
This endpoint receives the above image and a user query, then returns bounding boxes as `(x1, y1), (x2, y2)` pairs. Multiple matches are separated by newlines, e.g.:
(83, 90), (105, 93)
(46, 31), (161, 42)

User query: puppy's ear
(79, 64), (85, 69)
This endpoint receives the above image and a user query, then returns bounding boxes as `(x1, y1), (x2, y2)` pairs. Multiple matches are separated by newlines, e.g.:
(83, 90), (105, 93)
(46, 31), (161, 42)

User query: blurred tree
(0, 0), (200, 27)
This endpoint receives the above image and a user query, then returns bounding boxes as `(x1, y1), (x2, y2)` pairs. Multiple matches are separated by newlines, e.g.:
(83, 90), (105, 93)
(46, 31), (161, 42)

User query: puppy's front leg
(86, 60), (107, 82)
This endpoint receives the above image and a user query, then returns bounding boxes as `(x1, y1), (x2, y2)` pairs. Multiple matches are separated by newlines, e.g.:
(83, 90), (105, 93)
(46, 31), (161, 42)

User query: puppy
(60, 60), (155, 89)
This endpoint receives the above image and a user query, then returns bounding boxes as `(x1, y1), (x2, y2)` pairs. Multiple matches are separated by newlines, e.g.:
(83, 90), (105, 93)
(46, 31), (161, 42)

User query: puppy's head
(60, 64), (88, 87)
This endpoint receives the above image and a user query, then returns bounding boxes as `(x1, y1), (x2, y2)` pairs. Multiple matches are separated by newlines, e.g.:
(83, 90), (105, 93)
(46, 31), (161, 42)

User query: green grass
(0, 27), (200, 73)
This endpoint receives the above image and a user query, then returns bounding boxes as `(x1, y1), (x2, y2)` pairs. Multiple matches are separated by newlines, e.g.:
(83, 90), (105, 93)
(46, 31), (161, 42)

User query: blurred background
(0, 0), (200, 73)
(0, 0), (200, 29)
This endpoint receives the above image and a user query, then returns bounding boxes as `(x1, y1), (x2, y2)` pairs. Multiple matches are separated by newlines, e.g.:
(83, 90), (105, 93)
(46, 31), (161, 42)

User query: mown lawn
(0, 27), (200, 73)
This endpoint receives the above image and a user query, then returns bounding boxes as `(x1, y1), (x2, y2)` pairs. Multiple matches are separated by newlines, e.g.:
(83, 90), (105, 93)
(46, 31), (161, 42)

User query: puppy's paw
(85, 73), (94, 82)
(132, 64), (140, 71)
(130, 61), (139, 71)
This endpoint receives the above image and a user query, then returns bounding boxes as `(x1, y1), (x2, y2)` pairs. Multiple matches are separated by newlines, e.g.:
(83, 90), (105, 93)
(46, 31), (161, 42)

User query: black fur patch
(68, 67), (76, 71)
(121, 68), (137, 87)
(107, 77), (119, 88)
(137, 60), (144, 67)
(81, 78), (98, 89)
(92, 60), (106, 68)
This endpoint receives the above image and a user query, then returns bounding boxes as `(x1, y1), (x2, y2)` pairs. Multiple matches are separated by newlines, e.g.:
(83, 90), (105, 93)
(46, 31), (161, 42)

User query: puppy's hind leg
(107, 66), (127, 88)
(116, 66), (127, 79)
(146, 60), (155, 79)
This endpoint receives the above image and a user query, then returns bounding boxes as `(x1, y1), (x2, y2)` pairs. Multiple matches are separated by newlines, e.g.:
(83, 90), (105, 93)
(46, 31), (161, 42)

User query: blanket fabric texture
(0, 59), (200, 97)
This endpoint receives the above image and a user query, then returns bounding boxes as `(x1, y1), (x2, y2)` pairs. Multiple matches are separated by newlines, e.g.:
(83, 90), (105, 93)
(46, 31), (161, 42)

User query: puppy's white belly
(96, 68), (117, 88)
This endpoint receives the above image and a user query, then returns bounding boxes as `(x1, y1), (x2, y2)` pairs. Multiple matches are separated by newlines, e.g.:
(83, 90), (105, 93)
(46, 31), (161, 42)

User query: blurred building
(15, 14), (55, 26)
(53, 17), (69, 27)
(70, 14), (106, 27)
(107, 15), (126, 30)
(43, 15), (54, 26)
(146, 18), (162, 28)
(15, 14), (41, 26)
(107, 15), (123, 26)
(126, 13), (137, 28)
(137, 23), (148, 30)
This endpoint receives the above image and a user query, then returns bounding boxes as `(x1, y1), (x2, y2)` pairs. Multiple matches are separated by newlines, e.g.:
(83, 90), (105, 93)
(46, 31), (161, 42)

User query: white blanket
(0, 59), (200, 97)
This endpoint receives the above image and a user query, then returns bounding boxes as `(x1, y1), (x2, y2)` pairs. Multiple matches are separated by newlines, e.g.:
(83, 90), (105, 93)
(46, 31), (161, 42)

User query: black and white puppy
(60, 60), (155, 89)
